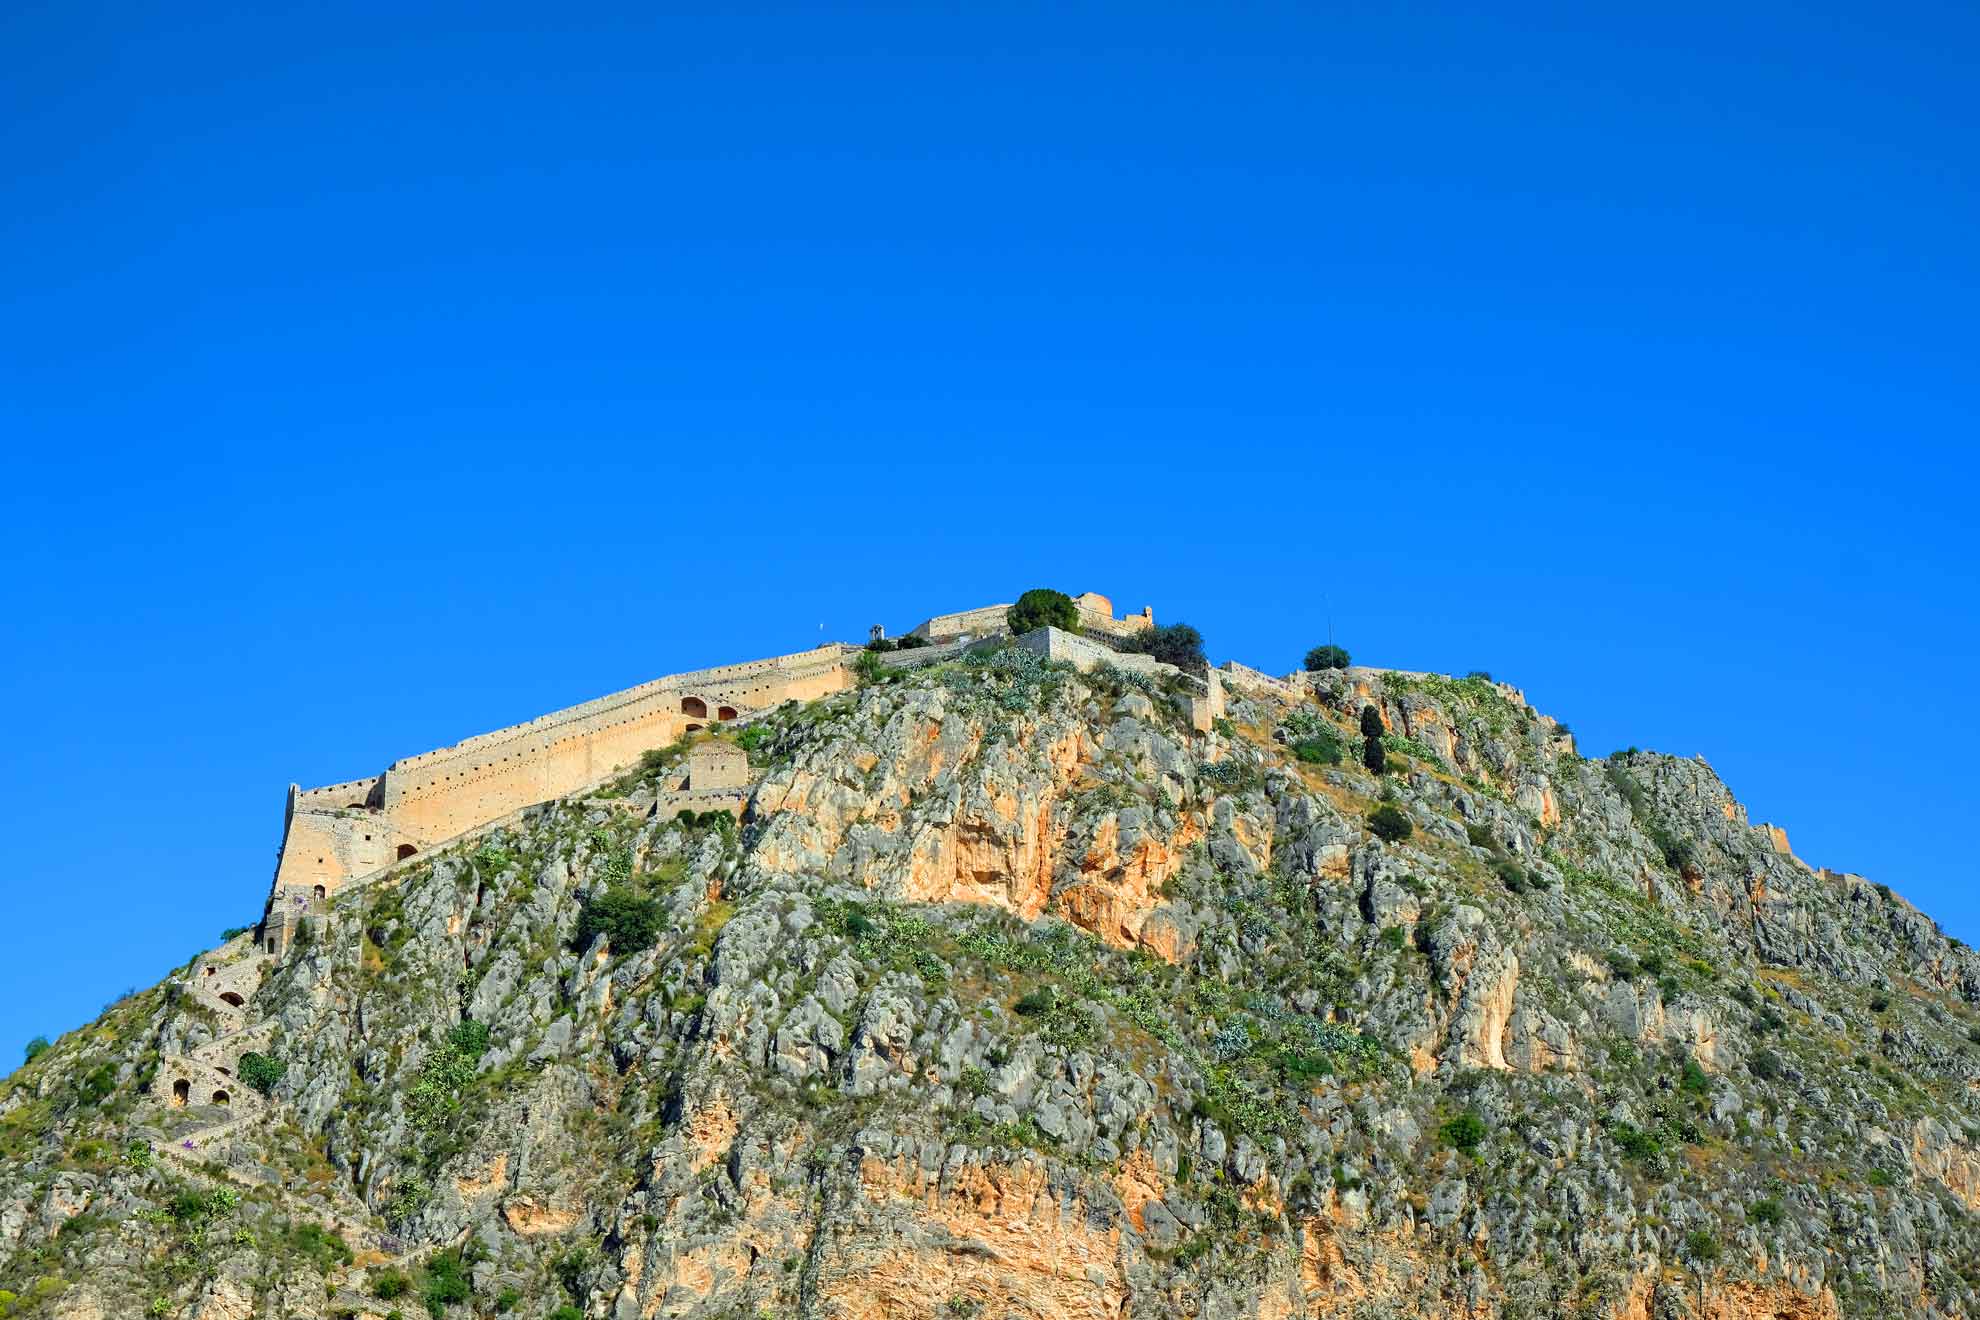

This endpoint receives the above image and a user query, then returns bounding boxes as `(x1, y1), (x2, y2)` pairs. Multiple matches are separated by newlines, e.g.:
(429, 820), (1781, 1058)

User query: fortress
(258, 592), (1153, 953)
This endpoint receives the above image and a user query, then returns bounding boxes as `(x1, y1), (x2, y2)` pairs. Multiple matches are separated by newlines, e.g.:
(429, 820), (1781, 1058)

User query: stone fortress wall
(263, 592), (1156, 949)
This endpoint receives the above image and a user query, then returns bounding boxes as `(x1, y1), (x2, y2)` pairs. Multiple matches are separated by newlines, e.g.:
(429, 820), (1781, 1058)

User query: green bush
(288, 1222), (352, 1273)
(1006, 589), (1079, 635)
(1464, 823), (1495, 850)
(852, 650), (892, 685)
(1679, 1058), (1711, 1094)
(1304, 645), (1350, 671)
(1748, 1048), (1784, 1081)
(372, 1272), (411, 1299)
(22, 1037), (49, 1065)
(1440, 1111), (1486, 1151)
(1013, 987), (1056, 1016)
(575, 888), (664, 955)
(1609, 1122), (1661, 1161)
(449, 1020), (491, 1057)
(422, 1249), (471, 1314)
(549, 1309), (582, 1320)
(1493, 859), (1528, 894)
(1122, 622), (1207, 676)
(1291, 731), (1342, 765)
(76, 1063), (115, 1106)
(1747, 1197), (1785, 1227)
(1682, 1229), (1720, 1263)
(1367, 805), (1412, 843)
(1659, 835), (1697, 872)
(237, 1051), (286, 1096)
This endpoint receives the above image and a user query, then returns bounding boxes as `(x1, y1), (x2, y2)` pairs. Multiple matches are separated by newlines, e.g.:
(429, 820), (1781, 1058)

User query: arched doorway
(717, 706), (738, 721)
(266, 937), (278, 955)
(681, 696), (708, 718)
(397, 844), (418, 861)
(211, 1089), (230, 1107)
(171, 1079), (190, 1107)
(312, 884), (326, 900)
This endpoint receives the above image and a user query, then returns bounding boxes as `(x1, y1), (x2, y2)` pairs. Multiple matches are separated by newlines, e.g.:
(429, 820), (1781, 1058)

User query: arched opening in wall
(681, 696), (708, 718)
(219, 991), (244, 1009)
(717, 706), (738, 721)
(397, 844), (418, 861)
(684, 723), (703, 733)
(312, 884), (326, 901)
(267, 937), (278, 955)
(203, 966), (215, 977)
(211, 1090), (231, 1107)
(171, 1079), (190, 1107)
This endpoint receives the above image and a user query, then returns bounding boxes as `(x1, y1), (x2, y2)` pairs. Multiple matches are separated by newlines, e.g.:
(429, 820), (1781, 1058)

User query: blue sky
(2, 1), (1974, 1059)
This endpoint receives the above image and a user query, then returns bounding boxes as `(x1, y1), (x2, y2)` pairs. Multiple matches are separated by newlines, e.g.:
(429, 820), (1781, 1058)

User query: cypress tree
(1359, 705), (1385, 738)
(1362, 733), (1385, 774)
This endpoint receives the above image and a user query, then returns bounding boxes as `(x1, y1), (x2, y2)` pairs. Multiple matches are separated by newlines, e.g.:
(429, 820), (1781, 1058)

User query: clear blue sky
(2, 2), (1974, 1059)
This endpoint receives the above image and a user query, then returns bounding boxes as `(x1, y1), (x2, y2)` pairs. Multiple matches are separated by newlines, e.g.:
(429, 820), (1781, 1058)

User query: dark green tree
(1006, 589), (1079, 634)
(237, 1051), (287, 1095)
(575, 889), (665, 954)
(1362, 733), (1385, 775)
(1358, 705), (1385, 738)
(1122, 622), (1207, 675)
(1304, 644), (1350, 671)
(23, 1036), (49, 1065)
(1367, 804), (1412, 842)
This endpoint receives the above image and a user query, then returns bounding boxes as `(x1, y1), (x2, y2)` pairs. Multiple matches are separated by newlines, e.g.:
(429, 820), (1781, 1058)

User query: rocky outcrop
(3, 647), (1977, 1318)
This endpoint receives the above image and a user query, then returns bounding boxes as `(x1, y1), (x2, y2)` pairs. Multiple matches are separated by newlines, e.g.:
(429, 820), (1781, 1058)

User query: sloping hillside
(5, 646), (1978, 1319)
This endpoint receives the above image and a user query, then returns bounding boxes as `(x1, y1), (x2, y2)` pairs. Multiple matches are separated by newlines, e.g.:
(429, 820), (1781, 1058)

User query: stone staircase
(148, 936), (397, 1261)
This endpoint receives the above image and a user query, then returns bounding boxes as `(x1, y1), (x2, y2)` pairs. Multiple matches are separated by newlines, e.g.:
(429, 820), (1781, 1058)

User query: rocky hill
(5, 644), (1979, 1319)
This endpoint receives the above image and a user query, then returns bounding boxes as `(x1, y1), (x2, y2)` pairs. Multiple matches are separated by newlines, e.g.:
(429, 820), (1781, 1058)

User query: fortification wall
(271, 642), (859, 903)
(1015, 627), (1170, 678)
(910, 604), (1011, 641)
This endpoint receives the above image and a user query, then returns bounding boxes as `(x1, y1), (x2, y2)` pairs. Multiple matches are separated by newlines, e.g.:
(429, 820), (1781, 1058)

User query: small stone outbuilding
(687, 741), (749, 791)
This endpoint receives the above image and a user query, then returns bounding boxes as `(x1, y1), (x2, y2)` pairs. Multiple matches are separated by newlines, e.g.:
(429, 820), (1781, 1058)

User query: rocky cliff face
(5, 647), (1979, 1319)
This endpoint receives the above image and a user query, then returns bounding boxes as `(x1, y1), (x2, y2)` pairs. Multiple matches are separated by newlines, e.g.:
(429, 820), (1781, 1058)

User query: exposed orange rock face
(684, 1095), (740, 1173)
(822, 1155), (1129, 1320)
(1111, 1149), (1166, 1233)
(500, 1194), (578, 1236)
(1059, 811), (1203, 961)
(1600, 1275), (1840, 1320)
(1910, 1118), (1980, 1211)
(453, 1150), (508, 1200)
(766, 710), (1198, 961)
